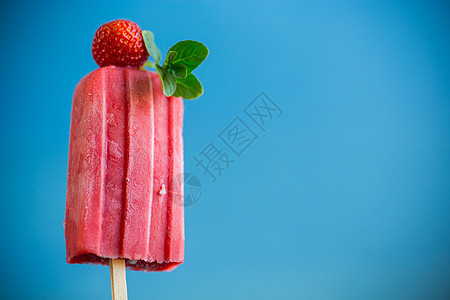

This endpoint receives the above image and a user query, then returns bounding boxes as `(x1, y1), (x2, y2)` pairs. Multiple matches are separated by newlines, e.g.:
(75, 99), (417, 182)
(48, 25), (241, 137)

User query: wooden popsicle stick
(110, 259), (128, 300)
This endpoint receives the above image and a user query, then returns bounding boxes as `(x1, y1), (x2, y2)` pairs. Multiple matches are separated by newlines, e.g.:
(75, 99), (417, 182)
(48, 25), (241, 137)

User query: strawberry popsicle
(65, 66), (184, 271)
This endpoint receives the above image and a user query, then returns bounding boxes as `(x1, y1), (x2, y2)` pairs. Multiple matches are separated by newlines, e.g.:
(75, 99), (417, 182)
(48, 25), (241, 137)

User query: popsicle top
(91, 19), (208, 100)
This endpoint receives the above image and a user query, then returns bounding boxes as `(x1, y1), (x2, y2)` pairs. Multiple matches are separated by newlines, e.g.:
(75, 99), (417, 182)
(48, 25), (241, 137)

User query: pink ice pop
(65, 66), (184, 272)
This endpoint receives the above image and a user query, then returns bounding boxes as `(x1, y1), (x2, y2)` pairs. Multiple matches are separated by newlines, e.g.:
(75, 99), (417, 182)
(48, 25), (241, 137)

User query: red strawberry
(92, 19), (149, 68)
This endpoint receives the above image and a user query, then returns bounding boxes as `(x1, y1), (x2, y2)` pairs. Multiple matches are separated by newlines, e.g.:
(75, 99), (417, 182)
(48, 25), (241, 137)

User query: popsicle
(65, 19), (207, 299)
(65, 66), (185, 272)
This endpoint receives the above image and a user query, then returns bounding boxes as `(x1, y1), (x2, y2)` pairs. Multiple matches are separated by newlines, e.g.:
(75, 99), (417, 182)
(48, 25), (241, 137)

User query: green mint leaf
(167, 40), (209, 74)
(173, 73), (203, 100)
(163, 51), (177, 68)
(167, 64), (187, 79)
(163, 51), (187, 78)
(156, 64), (177, 97)
(142, 30), (162, 63)
(163, 74), (177, 96)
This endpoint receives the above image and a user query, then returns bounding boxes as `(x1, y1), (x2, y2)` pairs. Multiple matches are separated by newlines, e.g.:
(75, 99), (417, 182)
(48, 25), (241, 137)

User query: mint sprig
(142, 30), (208, 100)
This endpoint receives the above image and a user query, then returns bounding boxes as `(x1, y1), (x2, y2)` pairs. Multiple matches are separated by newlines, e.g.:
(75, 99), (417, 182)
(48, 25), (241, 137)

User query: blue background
(1, 0), (449, 299)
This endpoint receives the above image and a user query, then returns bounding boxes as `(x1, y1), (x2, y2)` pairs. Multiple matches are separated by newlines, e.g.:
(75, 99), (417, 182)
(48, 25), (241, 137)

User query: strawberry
(92, 19), (149, 69)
